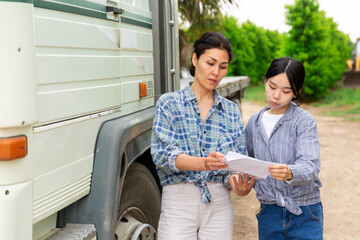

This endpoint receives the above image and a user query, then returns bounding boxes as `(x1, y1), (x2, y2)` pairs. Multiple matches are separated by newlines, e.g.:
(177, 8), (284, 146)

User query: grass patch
(243, 84), (360, 122)
(243, 83), (266, 104)
(313, 87), (360, 121)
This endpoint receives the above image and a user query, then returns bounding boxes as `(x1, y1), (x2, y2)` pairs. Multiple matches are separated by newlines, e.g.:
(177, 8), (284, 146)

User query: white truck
(0, 0), (249, 239)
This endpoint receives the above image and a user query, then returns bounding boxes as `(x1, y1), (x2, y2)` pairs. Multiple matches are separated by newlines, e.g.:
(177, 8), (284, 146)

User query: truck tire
(115, 162), (161, 240)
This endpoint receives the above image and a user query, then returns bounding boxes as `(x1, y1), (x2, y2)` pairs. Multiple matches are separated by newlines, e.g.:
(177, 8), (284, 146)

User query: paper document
(222, 151), (273, 179)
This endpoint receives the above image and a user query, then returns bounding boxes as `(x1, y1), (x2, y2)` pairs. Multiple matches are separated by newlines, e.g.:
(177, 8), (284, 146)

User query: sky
(224, 0), (360, 42)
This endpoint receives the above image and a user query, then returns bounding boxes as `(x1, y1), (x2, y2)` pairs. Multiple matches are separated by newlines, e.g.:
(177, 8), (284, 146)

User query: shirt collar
(181, 82), (223, 109)
(256, 102), (297, 124)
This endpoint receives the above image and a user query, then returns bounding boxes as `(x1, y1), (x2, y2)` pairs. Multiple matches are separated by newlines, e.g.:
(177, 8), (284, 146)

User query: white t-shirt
(261, 110), (284, 138)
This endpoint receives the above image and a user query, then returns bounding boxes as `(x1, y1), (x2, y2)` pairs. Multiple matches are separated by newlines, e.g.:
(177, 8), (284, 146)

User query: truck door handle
(106, 6), (124, 15)
(168, 0), (177, 91)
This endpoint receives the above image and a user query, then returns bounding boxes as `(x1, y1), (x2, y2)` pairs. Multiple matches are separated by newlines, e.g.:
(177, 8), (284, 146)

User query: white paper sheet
(221, 151), (273, 179)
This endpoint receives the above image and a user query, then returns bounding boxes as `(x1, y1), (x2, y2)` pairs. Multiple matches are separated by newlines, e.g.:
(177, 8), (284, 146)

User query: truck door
(150, 0), (180, 101)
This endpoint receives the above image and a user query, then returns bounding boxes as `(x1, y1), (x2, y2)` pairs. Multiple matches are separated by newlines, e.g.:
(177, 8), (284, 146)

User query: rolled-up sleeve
(288, 117), (320, 186)
(151, 97), (183, 174)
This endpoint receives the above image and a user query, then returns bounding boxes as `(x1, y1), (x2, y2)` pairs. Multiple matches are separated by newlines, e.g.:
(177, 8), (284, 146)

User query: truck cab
(0, 0), (178, 239)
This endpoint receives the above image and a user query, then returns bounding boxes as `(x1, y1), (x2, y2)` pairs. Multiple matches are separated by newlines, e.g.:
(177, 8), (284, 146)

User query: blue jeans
(256, 203), (323, 240)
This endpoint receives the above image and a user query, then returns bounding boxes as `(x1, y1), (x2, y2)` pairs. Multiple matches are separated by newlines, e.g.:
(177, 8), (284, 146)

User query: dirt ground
(232, 101), (360, 239)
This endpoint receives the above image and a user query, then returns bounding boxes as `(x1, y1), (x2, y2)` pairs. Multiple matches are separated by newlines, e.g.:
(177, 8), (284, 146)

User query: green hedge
(219, 17), (285, 85)
(179, 0), (353, 101)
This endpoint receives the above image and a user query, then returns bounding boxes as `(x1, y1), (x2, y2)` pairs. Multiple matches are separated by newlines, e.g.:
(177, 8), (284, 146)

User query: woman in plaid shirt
(151, 32), (255, 239)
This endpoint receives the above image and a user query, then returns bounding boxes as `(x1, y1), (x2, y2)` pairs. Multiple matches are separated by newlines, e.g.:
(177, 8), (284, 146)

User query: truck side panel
(34, 6), (154, 124)
(29, 0), (155, 227)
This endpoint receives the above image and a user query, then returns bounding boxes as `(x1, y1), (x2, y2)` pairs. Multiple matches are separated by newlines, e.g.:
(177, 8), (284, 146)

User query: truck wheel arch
(58, 107), (160, 240)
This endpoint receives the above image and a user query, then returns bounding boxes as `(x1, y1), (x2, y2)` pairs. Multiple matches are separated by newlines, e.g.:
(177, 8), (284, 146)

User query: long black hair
(190, 32), (233, 76)
(265, 57), (305, 102)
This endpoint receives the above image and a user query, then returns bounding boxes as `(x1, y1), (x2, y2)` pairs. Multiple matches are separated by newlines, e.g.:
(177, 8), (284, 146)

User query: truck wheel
(115, 162), (161, 240)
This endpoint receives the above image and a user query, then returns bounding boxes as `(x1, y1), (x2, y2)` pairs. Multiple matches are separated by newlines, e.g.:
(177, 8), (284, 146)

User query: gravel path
(232, 101), (360, 239)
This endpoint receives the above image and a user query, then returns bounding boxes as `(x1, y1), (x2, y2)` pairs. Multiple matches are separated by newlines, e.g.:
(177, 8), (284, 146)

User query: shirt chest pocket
(217, 133), (236, 154)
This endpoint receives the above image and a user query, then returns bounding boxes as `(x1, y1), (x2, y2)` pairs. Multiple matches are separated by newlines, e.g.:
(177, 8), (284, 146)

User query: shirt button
(204, 130), (206, 134)
(202, 149), (205, 152)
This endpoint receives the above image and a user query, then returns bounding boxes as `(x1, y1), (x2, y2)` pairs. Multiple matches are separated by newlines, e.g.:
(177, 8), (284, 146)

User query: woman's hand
(229, 174), (255, 196)
(269, 164), (293, 181)
(203, 152), (228, 171)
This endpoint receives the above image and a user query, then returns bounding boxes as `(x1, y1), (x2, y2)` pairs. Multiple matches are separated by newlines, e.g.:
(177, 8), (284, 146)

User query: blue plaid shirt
(151, 83), (247, 204)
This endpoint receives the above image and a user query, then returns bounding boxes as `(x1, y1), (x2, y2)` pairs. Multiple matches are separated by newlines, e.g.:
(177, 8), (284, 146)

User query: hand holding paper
(229, 173), (256, 196)
(222, 151), (272, 179)
(203, 152), (228, 171)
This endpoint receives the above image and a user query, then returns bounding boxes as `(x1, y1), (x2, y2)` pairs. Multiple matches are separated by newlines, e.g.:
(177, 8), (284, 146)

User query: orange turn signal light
(139, 82), (147, 98)
(0, 136), (27, 161)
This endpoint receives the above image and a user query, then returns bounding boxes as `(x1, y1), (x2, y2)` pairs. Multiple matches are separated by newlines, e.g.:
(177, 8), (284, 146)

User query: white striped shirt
(245, 102), (322, 215)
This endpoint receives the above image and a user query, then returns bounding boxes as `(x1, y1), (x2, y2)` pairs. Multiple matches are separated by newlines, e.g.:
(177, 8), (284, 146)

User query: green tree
(285, 0), (352, 100)
(220, 17), (255, 78)
(220, 18), (285, 84)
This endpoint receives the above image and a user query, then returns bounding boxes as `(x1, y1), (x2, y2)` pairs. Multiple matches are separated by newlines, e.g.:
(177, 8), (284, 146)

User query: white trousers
(157, 182), (234, 240)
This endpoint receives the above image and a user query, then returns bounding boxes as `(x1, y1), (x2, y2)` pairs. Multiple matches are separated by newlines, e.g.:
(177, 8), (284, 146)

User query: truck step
(45, 224), (96, 240)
